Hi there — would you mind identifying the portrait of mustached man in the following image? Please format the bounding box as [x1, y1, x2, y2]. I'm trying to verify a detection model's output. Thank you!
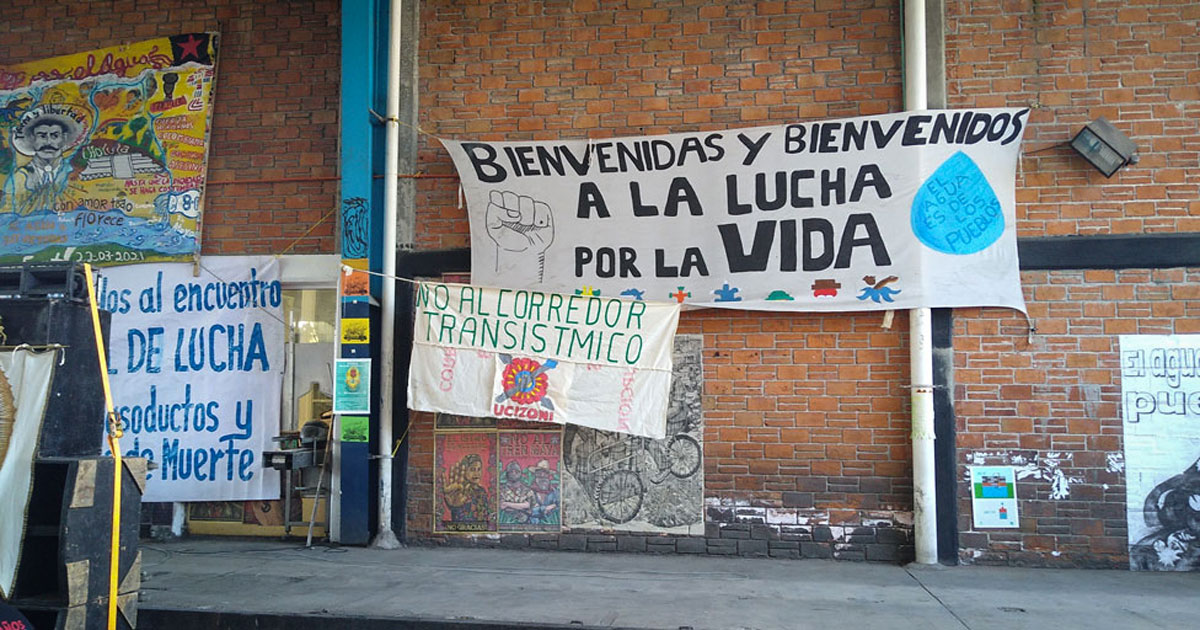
[6, 108, 86, 215]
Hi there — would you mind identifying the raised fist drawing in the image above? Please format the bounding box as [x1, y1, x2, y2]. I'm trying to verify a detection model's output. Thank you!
[485, 190, 555, 254]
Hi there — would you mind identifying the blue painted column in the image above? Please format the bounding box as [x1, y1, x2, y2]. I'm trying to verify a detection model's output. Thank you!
[336, 0, 386, 545]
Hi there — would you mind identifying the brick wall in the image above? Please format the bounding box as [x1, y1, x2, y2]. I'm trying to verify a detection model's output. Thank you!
[946, 1, 1200, 566]
[946, 0, 1200, 236]
[954, 269, 1199, 567]
[410, 0, 916, 560]
[411, 0, 1199, 567]
[415, 0, 902, 250]
[13, 0, 1191, 566]
[406, 311, 917, 560]
[0, 0, 342, 255]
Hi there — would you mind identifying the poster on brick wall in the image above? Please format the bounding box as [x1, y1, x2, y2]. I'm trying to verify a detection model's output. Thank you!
[562, 335, 704, 534]
[407, 280, 682, 439]
[498, 431, 562, 533]
[444, 108, 1029, 313]
[435, 431, 498, 533]
[95, 257, 283, 502]
[969, 466, 1019, 529]
[1120, 334, 1200, 571]
[0, 34, 218, 265]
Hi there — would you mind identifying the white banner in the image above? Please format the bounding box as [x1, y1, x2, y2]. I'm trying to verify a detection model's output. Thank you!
[1120, 335, 1200, 571]
[0, 349, 56, 598]
[97, 257, 283, 502]
[444, 108, 1029, 312]
[407, 281, 681, 438]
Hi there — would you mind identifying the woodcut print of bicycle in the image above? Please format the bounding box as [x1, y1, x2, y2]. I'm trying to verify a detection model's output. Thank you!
[564, 429, 701, 524]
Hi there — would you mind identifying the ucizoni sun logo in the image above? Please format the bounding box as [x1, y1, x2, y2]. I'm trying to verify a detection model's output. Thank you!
[496, 354, 557, 411]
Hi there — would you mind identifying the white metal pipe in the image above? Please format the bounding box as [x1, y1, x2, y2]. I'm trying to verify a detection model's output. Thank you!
[909, 308, 938, 564]
[372, 0, 402, 550]
[904, 0, 938, 565]
[904, 0, 927, 112]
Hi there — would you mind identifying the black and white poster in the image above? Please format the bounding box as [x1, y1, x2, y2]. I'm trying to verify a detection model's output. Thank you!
[561, 335, 703, 534]
[1121, 335, 1200, 571]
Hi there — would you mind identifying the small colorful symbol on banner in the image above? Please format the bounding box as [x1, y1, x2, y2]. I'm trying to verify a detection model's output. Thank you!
[492, 355, 558, 424]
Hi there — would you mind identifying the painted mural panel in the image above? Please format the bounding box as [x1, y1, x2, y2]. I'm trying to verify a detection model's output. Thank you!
[1121, 335, 1200, 571]
[0, 34, 218, 265]
[434, 431, 498, 533]
[497, 431, 562, 532]
[561, 335, 704, 534]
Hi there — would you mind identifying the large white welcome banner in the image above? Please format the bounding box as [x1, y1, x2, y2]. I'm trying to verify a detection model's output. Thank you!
[444, 108, 1029, 312]
[408, 282, 681, 438]
[1121, 335, 1200, 571]
[97, 257, 283, 502]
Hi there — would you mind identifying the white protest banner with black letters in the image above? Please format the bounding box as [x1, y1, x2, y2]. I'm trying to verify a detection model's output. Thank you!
[97, 257, 283, 502]
[443, 108, 1029, 312]
[407, 282, 681, 438]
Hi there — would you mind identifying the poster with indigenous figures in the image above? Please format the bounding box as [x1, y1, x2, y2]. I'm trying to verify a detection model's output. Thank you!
[0, 34, 218, 265]
[498, 431, 562, 532]
[435, 432, 498, 533]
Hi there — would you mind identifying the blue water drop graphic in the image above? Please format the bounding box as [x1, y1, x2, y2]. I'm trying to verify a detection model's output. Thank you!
[910, 151, 1004, 255]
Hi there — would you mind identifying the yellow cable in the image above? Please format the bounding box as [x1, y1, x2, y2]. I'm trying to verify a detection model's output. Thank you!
[84, 264, 122, 630]
[276, 205, 339, 258]
[390, 423, 410, 458]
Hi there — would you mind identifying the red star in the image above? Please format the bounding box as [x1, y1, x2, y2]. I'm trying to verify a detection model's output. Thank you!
[177, 34, 204, 61]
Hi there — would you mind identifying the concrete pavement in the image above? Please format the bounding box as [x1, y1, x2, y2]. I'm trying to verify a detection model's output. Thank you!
[137, 539, 1198, 630]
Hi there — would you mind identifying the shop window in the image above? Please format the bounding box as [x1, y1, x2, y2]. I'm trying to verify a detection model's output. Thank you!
[282, 289, 337, 432]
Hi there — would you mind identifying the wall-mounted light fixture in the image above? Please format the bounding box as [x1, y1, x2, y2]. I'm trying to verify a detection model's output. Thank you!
[1069, 117, 1138, 178]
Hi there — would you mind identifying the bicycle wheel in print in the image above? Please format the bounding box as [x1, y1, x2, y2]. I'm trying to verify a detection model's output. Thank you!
[594, 469, 643, 524]
[666, 434, 702, 479]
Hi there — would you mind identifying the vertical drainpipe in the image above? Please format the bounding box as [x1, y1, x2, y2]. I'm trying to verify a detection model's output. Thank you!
[371, 0, 404, 550]
[925, 0, 960, 566]
[393, 0, 420, 542]
[904, 0, 938, 565]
